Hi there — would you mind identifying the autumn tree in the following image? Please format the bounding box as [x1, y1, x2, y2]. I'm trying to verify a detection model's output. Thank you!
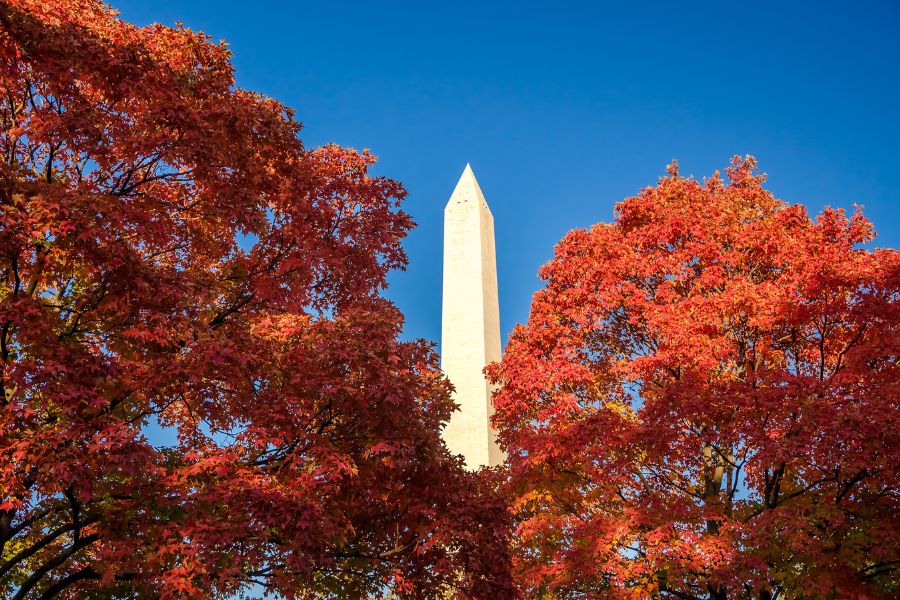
[488, 157, 899, 599]
[0, 0, 512, 597]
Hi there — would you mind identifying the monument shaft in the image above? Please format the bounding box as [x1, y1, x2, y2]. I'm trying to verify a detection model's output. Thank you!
[441, 164, 504, 468]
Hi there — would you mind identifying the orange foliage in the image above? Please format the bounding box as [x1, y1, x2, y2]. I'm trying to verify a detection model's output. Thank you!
[489, 157, 899, 599]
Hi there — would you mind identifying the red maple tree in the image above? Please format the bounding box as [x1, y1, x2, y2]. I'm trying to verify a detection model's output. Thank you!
[0, 1, 512, 597]
[488, 157, 899, 599]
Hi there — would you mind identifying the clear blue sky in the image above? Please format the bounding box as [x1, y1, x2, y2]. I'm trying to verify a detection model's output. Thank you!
[118, 0, 900, 348]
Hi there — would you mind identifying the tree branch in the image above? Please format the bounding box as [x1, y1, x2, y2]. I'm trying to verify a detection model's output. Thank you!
[12, 533, 100, 600]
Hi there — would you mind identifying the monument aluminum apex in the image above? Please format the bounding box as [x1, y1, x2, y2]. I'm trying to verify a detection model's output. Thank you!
[441, 164, 504, 469]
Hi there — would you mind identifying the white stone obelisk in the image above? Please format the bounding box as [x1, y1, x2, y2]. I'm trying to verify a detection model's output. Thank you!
[441, 164, 504, 469]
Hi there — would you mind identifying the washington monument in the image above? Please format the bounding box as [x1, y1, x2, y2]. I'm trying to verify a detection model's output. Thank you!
[441, 164, 504, 469]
